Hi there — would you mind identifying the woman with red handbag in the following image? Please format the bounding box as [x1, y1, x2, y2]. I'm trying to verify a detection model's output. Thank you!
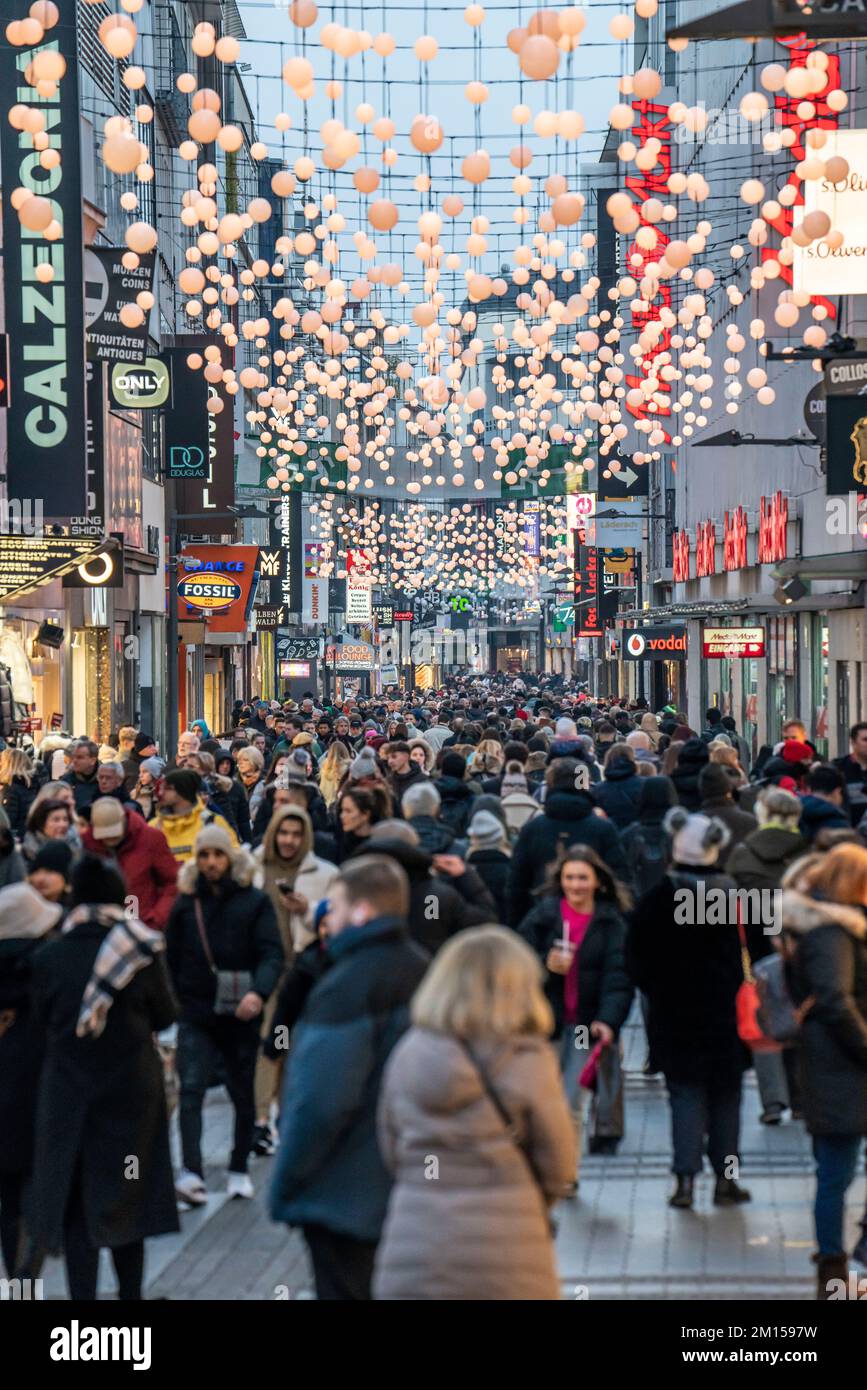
[626, 808, 752, 1211]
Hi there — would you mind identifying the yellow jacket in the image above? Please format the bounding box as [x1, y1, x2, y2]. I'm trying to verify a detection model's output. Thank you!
[153, 800, 238, 865]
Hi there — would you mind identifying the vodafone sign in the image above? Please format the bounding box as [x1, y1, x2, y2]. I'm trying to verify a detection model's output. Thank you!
[622, 626, 687, 660]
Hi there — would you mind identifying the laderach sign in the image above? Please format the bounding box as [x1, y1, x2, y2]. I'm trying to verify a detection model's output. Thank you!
[622, 626, 687, 660]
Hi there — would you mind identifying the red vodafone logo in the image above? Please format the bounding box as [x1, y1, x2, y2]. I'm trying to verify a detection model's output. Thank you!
[626, 633, 646, 656]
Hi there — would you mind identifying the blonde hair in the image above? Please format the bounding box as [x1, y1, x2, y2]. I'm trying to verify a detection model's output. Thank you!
[319, 741, 351, 807]
[799, 842, 867, 907]
[412, 925, 554, 1041]
[473, 739, 505, 775]
[236, 746, 264, 772]
[0, 748, 33, 786]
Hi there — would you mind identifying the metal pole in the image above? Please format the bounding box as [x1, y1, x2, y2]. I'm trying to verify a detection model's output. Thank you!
[637, 558, 646, 704]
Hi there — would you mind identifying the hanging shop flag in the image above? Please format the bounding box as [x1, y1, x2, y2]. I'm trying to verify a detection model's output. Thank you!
[302, 540, 328, 624]
[825, 357, 867, 495]
[109, 357, 171, 411]
[622, 626, 687, 660]
[85, 248, 155, 365]
[792, 131, 867, 297]
[0, 535, 106, 603]
[573, 538, 603, 638]
[176, 545, 260, 633]
[170, 338, 236, 532]
[346, 580, 373, 624]
[0, 0, 87, 520]
[264, 493, 302, 616]
[68, 359, 107, 542]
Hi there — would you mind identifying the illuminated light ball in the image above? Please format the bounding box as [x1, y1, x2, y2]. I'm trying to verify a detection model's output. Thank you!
[756, 386, 776, 406]
[557, 109, 584, 140]
[31, 48, 66, 81]
[415, 34, 438, 61]
[289, 0, 318, 26]
[802, 210, 831, 240]
[373, 31, 396, 56]
[506, 26, 527, 53]
[636, 0, 658, 14]
[468, 274, 493, 301]
[176, 72, 196, 94]
[410, 114, 444, 153]
[275, 112, 292, 132]
[355, 102, 374, 124]
[206, 395, 224, 415]
[368, 198, 399, 231]
[294, 156, 316, 181]
[784, 67, 812, 98]
[271, 169, 297, 197]
[120, 190, 138, 212]
[609, 14, 634, 40]
[803, 325, 827, 349]
[740, 91, 768, 121]
[282, 56, 314, 90]
[740, 178, 765, 205]
[632, 67, 661, 100]
[188, 109, 221, 143]
[103, 131, 143, 173]
[30, 1, 60, 27]
[609, 103, 634, 130]
[353, 167, 380, 196]
[509, 144, 532, 170]
[552, 193, 585, 226]
[512, 103, 531, 125]
[824, 155, 849, 183]
[7, 105, 30, 131]
[98, 13, 137, 58]
[35, 261, 54, 284]
[191, 21, 215, 56]
[534, 110, 558, 138]
[42, 219, 62, 243]
[559, 7, 587, 36]
[824, 230, 844, 251]
[827, 89, 848, 113]
[465, 81, 488, 104]
[760, 63, 786, 92]
[464, 4, 485, 24]
[18, 195, 53, 232]
[118, 302, 145, 330]
[249, 142, 268, 161]
[218, 124, 244, 152]
[461, 149, 490, 183]
[178, 140, 198, 161]
[519, 34, 560, 80]
[40, 148, 61, 171]
[125, 220, 157, 254]
[605, 191, 632, 219]
[179, 267, 206, 295]
[774, 300, 799, 328]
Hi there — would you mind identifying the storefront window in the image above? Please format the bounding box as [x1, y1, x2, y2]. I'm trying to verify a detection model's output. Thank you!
[811, 617, 829, 758]
[767, 615, 798, 743]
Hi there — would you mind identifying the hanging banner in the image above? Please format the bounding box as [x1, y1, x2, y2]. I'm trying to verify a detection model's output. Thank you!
[825, 358, 867, 494]
[0, 0, 87, 520]
[109, 356, 170, 411]
[792, 130, 867, 297]
[702, 626, 766, 659]
[170, 338, 235, 532]
[265, 493, 302, 616]
[302, 540, 328, 624]
[346, 581, 373, 624]
[70, 358, 107, 542]
[573, 539, 603, 638]
[85, 248, 155, 365]
[176, 545, 260, 633]
[0, 535, 105, 602]
[595, 499, 645, 549]
[622, 625, 687, 660]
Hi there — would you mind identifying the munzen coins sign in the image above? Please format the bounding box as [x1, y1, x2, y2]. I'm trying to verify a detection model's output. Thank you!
[177, 571, 242, 612]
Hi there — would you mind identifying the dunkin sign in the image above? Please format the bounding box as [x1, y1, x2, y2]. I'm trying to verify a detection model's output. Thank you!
[622, 626, 687, 660]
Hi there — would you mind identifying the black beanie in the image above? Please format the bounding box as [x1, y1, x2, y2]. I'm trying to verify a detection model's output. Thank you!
[699, 763, 733, 801]
[70, 853, 126, 909]
[31, 839, 73, 879]
[165, 768, 202, 804]
[440, 752, 467, 781]
[133, 732, 156, 754]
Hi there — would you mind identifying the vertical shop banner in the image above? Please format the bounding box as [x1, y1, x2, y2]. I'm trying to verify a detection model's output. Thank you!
[303, 540, 328, 624]
[72, 359, 106, 540]
[265, 493, 302, 616]
[345, 547, 373, 624]
[0, 0, 87, 519]
[573, 537, 603, 638]
[169, 338, 235, 532]
[84, 248, 155, 364]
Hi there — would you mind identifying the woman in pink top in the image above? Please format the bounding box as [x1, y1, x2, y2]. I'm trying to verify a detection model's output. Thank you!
[517, 848, 633, 1183]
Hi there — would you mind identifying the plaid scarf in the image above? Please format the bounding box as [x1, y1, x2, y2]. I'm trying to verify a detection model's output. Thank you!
[62, 904, 165, 1039]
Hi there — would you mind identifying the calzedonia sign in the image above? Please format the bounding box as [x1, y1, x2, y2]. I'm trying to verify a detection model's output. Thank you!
[622, 626, 687, 660]
[0, 0, 88, 519]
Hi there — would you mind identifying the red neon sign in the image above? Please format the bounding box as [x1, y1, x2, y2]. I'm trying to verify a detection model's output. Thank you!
[758, 491, 789, 564]
[696, 520, 717, 579]
[724, 507, 748, 572]
[672, 529, 690, 583]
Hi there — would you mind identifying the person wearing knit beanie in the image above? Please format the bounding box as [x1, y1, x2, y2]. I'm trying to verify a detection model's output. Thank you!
[440, 751, 467, 782]
[466, 809, 512, 920]
[140, 755, 166, 781]
[164, 768, 203, 806]
[192, 822, 238, 864]
[350, 747, 381, 782]
[664, 806, 730, 866]
[133, 732, 157, 757]
[468, 809, 509, 853]
[30, 838, 74, 882]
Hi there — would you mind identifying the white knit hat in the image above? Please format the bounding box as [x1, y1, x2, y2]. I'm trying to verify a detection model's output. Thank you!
[555, 717, 578, 738]
[664, 807, 730, 866]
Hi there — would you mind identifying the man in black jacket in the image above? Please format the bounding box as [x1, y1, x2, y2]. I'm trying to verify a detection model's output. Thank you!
[270, 855, 429, 1300]
[61, 739, 101, 813]
[508, 758, 628, 926]
[385, 741, 429, 813]
[364, 822, 497, 953]
[165, 825, 283, 1205]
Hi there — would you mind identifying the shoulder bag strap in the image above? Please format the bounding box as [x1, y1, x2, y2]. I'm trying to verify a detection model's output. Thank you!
[193, 898, 217, 975]
[736, 900, 754, 984]
[460, 1040, 549, 1204]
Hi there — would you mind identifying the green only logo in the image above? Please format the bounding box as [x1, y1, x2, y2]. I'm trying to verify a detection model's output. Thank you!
[110, 357, 170, 410]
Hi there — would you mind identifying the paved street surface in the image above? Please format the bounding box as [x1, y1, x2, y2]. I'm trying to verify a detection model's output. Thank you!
[39, 1017, 866, 1301]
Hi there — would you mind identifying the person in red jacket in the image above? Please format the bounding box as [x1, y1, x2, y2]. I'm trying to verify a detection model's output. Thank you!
[82, 799, 178, 930]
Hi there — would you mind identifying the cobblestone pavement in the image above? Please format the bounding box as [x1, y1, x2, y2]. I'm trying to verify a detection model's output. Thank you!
[39, 1018, 867, 1300]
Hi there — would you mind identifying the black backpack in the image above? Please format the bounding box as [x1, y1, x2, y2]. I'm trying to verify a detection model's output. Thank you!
[630, 823, 669, 891]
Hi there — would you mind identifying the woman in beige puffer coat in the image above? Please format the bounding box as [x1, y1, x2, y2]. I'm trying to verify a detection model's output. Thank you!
[374, 926, 576, 1301]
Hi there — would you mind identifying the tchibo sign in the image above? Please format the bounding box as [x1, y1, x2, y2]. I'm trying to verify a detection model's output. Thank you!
[622, 626, 687, 660]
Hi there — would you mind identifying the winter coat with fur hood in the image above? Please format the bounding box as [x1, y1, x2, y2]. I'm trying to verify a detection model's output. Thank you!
[253, 804, 339, 959]
[165, 847, 283, 1024]
[784, 889, 867, 1135]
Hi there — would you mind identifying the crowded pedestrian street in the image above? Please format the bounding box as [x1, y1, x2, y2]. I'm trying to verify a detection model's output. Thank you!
[3, 0, 867, 1366]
